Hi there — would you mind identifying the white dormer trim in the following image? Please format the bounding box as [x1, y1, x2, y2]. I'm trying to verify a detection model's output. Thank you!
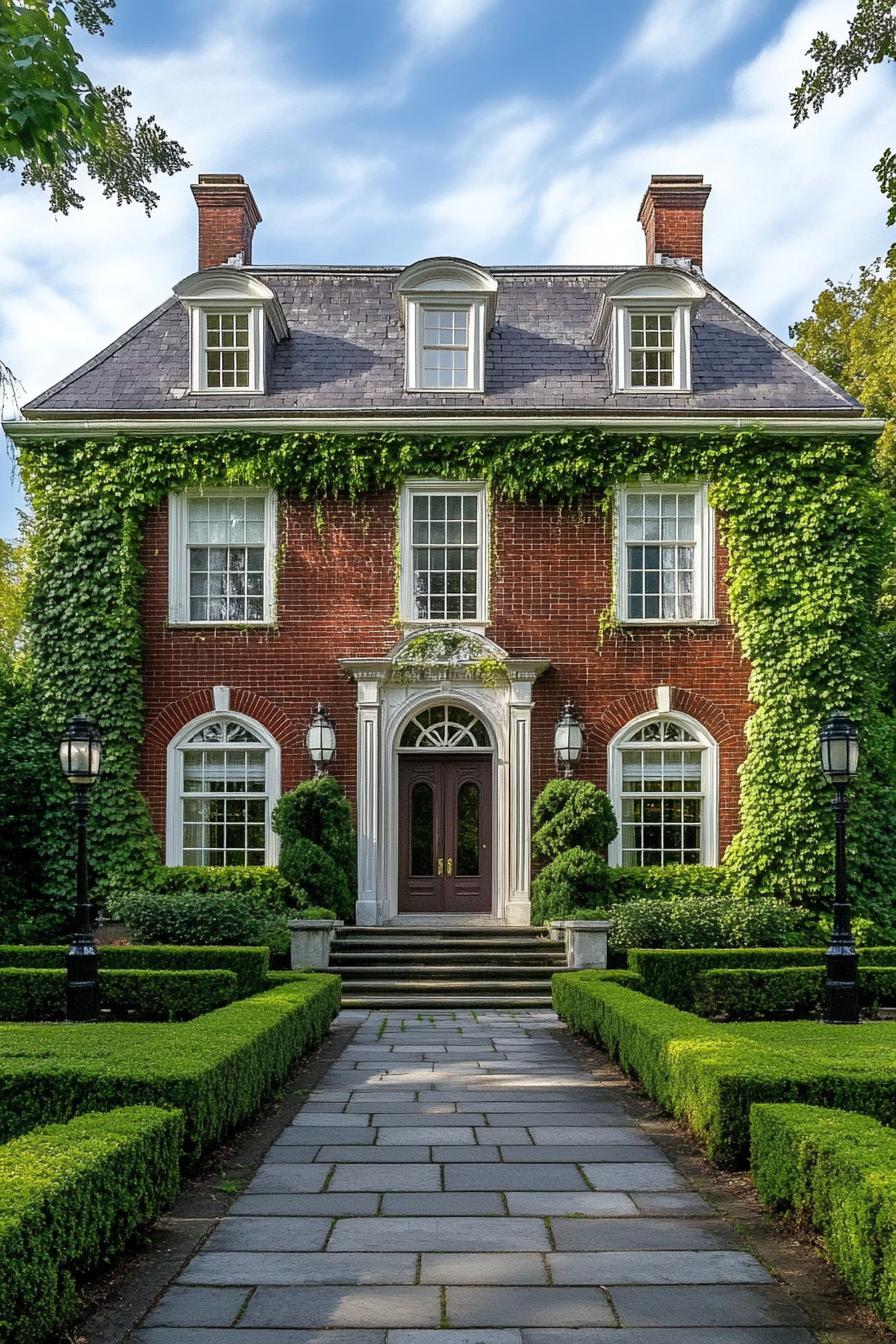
[594, 267, 705, 395]
[397, 258, 498, 394]
[174, 268, 288, 395]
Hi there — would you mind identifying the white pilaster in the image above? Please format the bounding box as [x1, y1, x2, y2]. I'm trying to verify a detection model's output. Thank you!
[354, 677, 382, 926]
[507, 677, 534, 926]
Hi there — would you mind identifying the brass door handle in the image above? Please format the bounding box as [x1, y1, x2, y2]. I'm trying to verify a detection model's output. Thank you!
[437, 858, 444, 875]
[446, 858, 453, 876]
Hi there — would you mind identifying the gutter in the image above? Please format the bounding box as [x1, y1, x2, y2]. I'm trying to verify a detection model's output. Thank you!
[2, 414, 886, 442]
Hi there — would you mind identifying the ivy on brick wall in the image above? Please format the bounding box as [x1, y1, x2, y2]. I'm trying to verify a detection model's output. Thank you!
[16, 426, 896, 931]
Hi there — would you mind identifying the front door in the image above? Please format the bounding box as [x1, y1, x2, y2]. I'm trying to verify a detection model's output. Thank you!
[398, 754, 492, 913]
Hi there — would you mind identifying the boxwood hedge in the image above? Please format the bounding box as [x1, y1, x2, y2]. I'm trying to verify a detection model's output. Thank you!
[553, 972, 896, 1167]
[0, 973, 340, 1160]
[0, 944, 269, 996]
[751, 1103, 896, 1329]
[0, 967, 238, 1022]
[0, 1105, 183, 1344]
[626, 946, 896, 1011]
[694, 965, 896, 1020]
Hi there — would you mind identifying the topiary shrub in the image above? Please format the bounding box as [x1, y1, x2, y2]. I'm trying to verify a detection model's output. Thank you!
[293, 906, 338, 921]
[609, 893, 804, 955]
[273, 777, 356, 921]
[531, 779, 618, 861]
[151, 865, 292, 906]
[530, 780, 616, 924]
[531, 849, 615, 925]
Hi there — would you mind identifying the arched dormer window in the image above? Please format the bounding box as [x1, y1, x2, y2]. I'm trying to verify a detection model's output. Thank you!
[166, 712, 280, 866]
[397, 258, 498, 394]
[597, 267, 705, 394]
[174, 268, 288, 394]
[607, 712, 718, 867]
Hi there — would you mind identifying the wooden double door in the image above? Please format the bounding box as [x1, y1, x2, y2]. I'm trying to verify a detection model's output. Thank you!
[398, 754, 492, 913]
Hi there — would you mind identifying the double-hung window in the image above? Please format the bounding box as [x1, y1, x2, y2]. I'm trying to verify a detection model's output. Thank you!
[628, 312, 675, 388]
[167, 713, 280, 867]
[421, 308, 470, 388]
[617, 483, 713, 623]
[168, 489, 277, 625]
[204, 311, 252, 389]
[400, 481, 488, 623]
[609, 715, 716, 867]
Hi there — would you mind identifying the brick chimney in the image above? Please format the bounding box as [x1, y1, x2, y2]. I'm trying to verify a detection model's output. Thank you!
[637, 174, 711, 270]
[190, 174, 262, 270]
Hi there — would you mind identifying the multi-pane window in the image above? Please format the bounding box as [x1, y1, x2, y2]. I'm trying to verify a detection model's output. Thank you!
[179, 719, 270, 866]
[187, 494, 267, 623]
[628, 311, 675, 388]
[421, 308, 470, 389]
[618, 485, 713, 623]
[617, 719, 705, 867]
[204, 312, 252, 389]
[410, 491, 481, 620]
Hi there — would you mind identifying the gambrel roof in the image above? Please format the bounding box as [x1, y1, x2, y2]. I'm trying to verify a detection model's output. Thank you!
[21, 263, 860, 422]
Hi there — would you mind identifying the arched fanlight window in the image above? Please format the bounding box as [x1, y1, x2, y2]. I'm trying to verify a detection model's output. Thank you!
[399, 704, 490, 749]
[608, 714, 717, 867]
[168, 714, 279, 867]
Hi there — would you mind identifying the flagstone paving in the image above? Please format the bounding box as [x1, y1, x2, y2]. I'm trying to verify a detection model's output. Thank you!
[132, 1009, 816, 1344]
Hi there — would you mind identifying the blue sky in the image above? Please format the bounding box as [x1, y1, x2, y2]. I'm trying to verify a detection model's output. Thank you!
[1, 0, 894, 538]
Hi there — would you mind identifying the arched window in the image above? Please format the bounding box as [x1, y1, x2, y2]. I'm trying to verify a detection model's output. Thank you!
[399, 705, 490, 749]
[166, 713, 279, 866]
[608, 713, 717, 867]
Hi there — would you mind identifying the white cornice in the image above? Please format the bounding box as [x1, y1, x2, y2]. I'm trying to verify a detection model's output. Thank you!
[3, 413, 882, 442]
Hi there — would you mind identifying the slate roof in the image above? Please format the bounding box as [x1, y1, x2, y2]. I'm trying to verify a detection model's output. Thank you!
[22, 265, 861, 419]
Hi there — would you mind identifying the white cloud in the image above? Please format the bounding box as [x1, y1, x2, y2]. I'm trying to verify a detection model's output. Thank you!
[399, 0, 499, 50]
[620, 0, 755, 73]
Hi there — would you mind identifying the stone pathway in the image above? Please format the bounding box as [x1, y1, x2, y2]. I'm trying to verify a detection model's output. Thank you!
[133, 1009, 815, 1343]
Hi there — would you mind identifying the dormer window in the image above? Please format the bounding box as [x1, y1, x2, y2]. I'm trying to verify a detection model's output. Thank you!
[596, 267, 705, 395]
[397, 258, 497, 394]
[173, 268, 288, 395]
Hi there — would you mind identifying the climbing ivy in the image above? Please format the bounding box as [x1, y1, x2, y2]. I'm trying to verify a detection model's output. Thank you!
[392, 629, 508, 687]
[15, 426, 896, 927]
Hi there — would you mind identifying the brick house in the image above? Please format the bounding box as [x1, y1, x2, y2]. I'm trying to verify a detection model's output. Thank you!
[9, 172, 871, 927]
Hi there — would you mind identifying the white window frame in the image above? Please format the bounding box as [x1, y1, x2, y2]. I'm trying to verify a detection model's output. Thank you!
[189, 302, 265, 394]
[167, 486, 278, 626]
[399, 478, 489, 626]
[165, 710, 281, 867]
[405, 299, 487, 393]
[613, 301, 692, 393]
[615, 481, 714, 624]
[607, 710, 718, 868]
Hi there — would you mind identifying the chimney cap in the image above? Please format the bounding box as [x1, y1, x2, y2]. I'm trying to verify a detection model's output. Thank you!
[637, 173, 711, 221]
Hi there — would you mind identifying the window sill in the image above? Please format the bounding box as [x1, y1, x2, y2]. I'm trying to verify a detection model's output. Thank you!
[189, 388, 264, 396]
[614, 386, 692, 395]
[167, 621, 277, 630]
[615, 618, 720, 629]
[400, 619, 489, 633]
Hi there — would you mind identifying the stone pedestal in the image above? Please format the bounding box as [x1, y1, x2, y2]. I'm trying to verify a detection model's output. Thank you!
[288, 919, 342, 970]
[549, 920, 612, 970]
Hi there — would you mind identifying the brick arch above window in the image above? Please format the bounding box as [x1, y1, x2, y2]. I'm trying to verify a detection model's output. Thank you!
[594, 686, 740, 751]
[145, 688, 300, 753]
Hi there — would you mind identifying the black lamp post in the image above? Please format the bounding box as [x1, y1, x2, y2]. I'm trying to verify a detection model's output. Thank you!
[554, 700, 584, 778]
[58, 715, 103, 1021]
[306, 702, 336, 776]
[819, 709, 860, 1024]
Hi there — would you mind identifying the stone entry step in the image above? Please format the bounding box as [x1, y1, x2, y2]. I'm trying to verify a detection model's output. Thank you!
[331, 926, 563, 1009]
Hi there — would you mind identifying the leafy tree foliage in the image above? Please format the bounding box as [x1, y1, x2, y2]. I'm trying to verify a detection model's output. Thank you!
[791, 0, 896, 224]
[790, 254, 896, 475]
[0, 1, 188, 214]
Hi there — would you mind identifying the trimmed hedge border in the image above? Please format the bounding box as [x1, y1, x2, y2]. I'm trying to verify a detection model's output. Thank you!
[751, 1103, 896, 1330]
[695, 965, 896, 1020]
[627, 946, 896, 1011]
[0, 967, 238, 1022]
[0, 944, 269, 996]
[0, 1105, 183, 1344]
[0, 973, 341, 1160]
[552, 972, 896, 1167]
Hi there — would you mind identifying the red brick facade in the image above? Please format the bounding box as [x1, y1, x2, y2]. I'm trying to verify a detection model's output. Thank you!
[137, 491, 750, 862]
